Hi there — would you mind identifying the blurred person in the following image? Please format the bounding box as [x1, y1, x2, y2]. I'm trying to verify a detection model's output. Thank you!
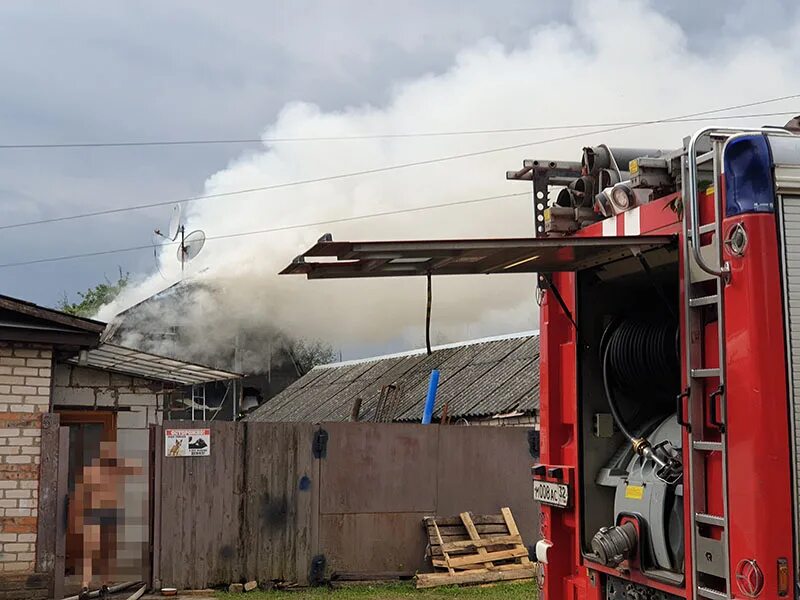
[72, 441, 142, 597]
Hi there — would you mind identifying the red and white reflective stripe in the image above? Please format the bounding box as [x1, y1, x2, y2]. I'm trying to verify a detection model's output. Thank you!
[624, 207, 641, 235]
[584, 197, 679, 238]
[600, 207, 642, 236]
[602, 216, 617, 236]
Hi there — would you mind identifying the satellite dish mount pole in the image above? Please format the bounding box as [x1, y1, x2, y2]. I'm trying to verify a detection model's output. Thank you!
[180, 224, 185, 277]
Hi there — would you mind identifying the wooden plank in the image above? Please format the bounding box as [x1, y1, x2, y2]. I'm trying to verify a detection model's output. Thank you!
[432, 560, 520, 570]
[244, 423, 316, 586]
[309, 426, 321, 583]
[35, 412, 60, 576]
[297, 423, 317, 586]
[440, 534, 523, 552]
[500, 508, 520, 535]
[429, 563, 535, 574]
[430, 545, 516, 558]
[424, 515, 507, 527]
[432, 520, 454, 575]
[159, 421, 243, 589]
[431, 561, 480, 570]
[430, 540, 519, 556]
[416, 566, 537, 589]
[501, 507, 531, 566]
[151, 425, 163, 590]
[52, 427, 69, 600]
[426, 524, 510, 536]
[460, 512, 494, 569]
[432, 552, 531, 569]
[435, 546, 529, 568]
[429, 534, 473, 543]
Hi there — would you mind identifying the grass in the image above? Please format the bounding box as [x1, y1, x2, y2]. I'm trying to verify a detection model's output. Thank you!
[216, 581, 536, 599]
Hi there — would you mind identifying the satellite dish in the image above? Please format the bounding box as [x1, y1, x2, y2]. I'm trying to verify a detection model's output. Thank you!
[154, 204, 184, 242]
[152, 205, 206, 277]
[177, 230, 206, 264]
[168, 204, 182, 241]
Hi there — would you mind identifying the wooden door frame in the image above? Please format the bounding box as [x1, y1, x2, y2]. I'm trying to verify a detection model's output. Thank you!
[53, 426, 69, 600]
[57, 410, 117, 441]
[58, 410, 117, 582]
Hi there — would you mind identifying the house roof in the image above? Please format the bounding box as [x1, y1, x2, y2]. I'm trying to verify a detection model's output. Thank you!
[246, 332, 540, 423]
[66, 342, 242, 386]
[0, 294, 105, 347]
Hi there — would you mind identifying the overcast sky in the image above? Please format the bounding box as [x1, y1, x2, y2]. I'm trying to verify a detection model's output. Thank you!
[1, 0, 798, 314]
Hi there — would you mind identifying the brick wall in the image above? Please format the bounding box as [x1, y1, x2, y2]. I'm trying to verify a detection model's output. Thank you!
[0, 343, 52, 586]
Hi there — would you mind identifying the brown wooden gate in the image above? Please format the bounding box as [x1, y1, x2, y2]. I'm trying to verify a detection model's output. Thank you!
[152, 422, 538, 590]
[36, 413, 70, 599]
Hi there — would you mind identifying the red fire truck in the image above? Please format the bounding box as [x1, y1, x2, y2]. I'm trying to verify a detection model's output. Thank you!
[282, 123, 800, 600]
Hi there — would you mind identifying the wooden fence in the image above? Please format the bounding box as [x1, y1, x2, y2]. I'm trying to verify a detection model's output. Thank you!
[151, 422, 539, 590]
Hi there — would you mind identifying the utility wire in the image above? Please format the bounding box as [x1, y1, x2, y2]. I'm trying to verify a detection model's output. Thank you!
[2, 94, 798, 233]
[0, 110, 797, 149]
[0, 191, 529, 269]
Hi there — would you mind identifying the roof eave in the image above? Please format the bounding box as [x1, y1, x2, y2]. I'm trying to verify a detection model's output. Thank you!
[0, 295, 106, 334]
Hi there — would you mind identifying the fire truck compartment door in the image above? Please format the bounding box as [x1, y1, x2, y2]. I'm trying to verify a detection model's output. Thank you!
[281, 235, 675, 279]
[778, 194, 800, 575]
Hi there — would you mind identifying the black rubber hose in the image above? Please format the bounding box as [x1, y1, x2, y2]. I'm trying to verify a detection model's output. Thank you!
[603, 336, 636, 442]
[601, 319, 679, 442]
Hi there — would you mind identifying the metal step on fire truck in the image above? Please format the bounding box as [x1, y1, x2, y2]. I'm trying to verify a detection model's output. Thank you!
[281, 121, 800, 600]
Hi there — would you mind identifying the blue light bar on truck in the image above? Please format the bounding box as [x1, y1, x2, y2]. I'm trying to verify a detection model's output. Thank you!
[723, 134, 775, 216]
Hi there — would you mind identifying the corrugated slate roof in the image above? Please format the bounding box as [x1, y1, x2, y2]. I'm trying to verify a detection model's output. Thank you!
[67, 342, 242, 385]
[246, 333, 539, 423]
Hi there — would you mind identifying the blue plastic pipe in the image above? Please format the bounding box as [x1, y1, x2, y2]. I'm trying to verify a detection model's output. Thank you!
[421, 369, 440, 424]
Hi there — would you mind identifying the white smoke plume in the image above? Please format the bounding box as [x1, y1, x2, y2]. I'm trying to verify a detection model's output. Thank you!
[97, 0, 800, 361]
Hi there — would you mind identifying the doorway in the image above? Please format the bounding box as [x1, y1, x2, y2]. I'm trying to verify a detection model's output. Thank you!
[58, 411, 116, 581]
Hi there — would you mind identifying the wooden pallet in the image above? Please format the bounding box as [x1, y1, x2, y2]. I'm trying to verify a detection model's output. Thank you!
[416, 507, 537, 588]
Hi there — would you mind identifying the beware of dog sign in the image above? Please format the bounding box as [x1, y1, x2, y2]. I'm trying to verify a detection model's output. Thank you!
[165, 428, 211, 457]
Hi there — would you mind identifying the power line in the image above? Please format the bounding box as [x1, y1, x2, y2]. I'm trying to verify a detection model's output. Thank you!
[0, 191, 530, 269]
[0, 110, 797, 149]
[2, 94, 798, 233]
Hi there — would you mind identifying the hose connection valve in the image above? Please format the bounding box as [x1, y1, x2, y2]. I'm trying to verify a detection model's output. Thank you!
[631, 437, 682, 484]
[591, 521, 638, 567]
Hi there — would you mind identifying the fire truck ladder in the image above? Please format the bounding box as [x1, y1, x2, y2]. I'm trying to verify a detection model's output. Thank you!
[682, 128, 731, 600]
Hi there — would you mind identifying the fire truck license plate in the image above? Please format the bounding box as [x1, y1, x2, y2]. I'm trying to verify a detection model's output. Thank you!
[533, 480, 569, 508]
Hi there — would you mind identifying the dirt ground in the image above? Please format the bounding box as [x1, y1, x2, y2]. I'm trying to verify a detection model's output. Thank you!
[211, 581, 537, 599]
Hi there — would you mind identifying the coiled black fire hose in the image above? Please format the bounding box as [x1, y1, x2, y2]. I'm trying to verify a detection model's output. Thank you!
[600, 319, 679, 443]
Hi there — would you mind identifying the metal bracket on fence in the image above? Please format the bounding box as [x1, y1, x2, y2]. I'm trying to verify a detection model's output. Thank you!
[309, 554, 327, 586]
[528, 429, 540, 458]
[313, 429, 329, 459]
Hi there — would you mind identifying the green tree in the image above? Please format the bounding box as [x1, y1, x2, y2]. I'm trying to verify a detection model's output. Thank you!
[58, 270, 129, 317]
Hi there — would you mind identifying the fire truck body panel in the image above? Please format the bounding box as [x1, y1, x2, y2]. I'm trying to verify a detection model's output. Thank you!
[725, 212, 793, 599]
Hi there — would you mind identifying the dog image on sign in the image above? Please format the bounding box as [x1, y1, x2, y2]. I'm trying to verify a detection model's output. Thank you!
[165, 428, 211, 456]
[168, 439, 182, 457]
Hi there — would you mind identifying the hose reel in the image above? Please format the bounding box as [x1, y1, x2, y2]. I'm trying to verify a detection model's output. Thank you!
[600, 318, 683, 483]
